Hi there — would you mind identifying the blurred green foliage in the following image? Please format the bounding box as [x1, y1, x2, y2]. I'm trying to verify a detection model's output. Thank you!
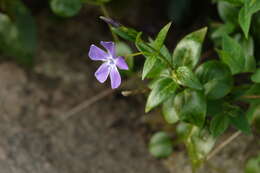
[0, 0, 112, 66]
[245, 153, 260, 173]
[50, 0, 82, 17]
[0, 0, 36, 66]
[149, 131, 173, 158]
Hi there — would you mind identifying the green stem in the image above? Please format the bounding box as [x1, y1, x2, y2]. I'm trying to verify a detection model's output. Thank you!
[125, 52, 143, 57]
[100, 5, 119, 42]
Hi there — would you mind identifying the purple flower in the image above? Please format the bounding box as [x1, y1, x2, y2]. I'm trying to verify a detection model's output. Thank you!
[88, 41, 129, 89]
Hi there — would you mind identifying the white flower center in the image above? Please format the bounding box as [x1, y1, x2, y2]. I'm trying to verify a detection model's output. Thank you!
[107, 58, 116, 66]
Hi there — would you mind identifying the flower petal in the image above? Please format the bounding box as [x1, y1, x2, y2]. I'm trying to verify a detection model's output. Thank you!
[100, 41, 116, 58]
[89, 44, 108, 61]
[110, 67, 121, 89]
[116, 56, 129, 70]
[95, 63, 110, 83]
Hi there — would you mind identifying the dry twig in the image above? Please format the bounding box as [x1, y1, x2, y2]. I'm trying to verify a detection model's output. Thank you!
[206, 131, 242, 161]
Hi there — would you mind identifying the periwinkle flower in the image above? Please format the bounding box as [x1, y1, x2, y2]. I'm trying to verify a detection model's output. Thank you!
[88, 41, 129, 89]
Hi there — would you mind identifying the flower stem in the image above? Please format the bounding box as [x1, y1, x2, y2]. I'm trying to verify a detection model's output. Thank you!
[125, 52, 143, 57]
[100, 5, 119, 43]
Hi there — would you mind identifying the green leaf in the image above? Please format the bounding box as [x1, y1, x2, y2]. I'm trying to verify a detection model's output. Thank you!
[239, 7, 251, 38]
[227, 105, 251, 134]
[135, 33, 154, 52]
[142, 55, 158, 79]
[172, 27, 207, 69]
[183, 126, 216, 170]
[233, 34, 256, 72]
[217, 50, 240, 74]
[207, 99, 224, 116]
[173, 66, 203, 90]
[149, 132, 173, 158]
[50, 0, 82, 17]
[146, 61, 169, 79]
[173, 89, 207, 127]
[136, 34, 170, 79]
[211, 23, 236, 41]
[210, 114, 230, 137]
[162, 97, 179, 124]
[160, 44, 172, 61]
[218, 1, 239, 23]
[146, 78, 178, 113]
[196, 60, 233, 99]
[251, 68, 260, 83]
[218, 35, 245, 74]
[0, 0, 37, 66]
[144, 45, 172, 78]
[245, 154, 260, 173]
[239, 0, 260, 38]
[112, 26, 139, 42]
[237, 34, 254, 56]
[152, 22, 172, 51]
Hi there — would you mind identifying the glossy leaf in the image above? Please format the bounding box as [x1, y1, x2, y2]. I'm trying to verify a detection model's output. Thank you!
[172, 27, 207, 69]
[145, 78, 178, 113]
[239, 0, 260, 38]
[50, 0, 82, 17]
[142, 55, 158, 79]
[235, 34, 256, 72]
[149, 132, 173, 158]
[218, 35, 245, 74]
[210, 114, 230, 137]
[196, 60, 233, 99]
[173, 89, 207, 127]
[173, 66, 203, 90]
[162, 96, 179, 124]
[152, 22, 172, 51]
